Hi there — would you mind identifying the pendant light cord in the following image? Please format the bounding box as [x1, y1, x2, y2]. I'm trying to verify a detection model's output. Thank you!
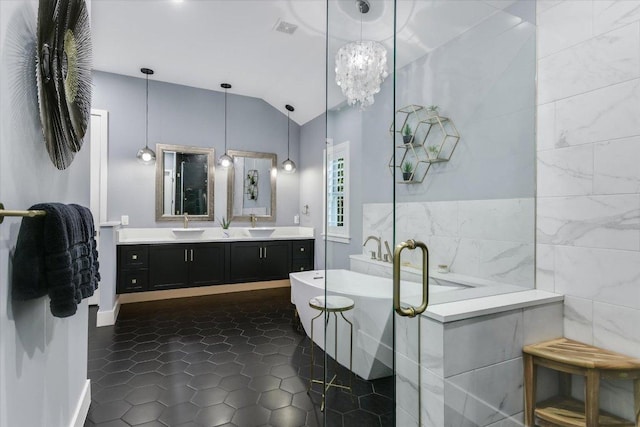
[287, 111, 290, 158]
[145, 73, 149, 149]
[224, 88, 228, 153]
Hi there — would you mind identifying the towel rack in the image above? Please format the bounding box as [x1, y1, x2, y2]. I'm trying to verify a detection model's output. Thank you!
[0, 203, 47, 224]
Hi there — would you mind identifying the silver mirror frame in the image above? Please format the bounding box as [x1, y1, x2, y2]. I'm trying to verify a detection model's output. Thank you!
[155, 143, 215, 222]
[226, 150, 277, 223]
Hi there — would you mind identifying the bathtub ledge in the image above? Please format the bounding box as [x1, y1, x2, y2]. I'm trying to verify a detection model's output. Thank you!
[423, 290, 563, 323]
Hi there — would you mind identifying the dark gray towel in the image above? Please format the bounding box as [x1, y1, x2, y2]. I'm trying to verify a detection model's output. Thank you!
[12, 202, 96, 318]
[70, 204, 100, 299]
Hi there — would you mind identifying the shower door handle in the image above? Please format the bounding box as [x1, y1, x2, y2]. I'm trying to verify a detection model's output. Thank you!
[393, 239, 430, 318]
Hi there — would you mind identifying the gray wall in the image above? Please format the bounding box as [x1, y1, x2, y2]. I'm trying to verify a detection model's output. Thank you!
[92, 71, 300, 228]
[300, 5, 536, 269]
[0, 2, 91, 426]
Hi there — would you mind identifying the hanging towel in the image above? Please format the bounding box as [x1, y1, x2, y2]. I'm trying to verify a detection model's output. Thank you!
[12, 203, 98, 318]
[70, 204, 100, 299]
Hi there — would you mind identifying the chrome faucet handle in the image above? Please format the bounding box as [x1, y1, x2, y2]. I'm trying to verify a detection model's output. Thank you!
[183, 212, 189, 229]
[250, 214, 257, 228]
[384, 240, 394, 263]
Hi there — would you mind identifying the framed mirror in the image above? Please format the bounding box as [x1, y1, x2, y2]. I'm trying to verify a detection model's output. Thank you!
[227, 150, 277, 222]
[155, 144, 215, 221]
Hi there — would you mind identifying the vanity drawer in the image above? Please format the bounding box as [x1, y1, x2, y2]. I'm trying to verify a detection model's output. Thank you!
[120, 245, 149, 268]
[292, 240, 313, 259]
[118, 269, 148, 293]
[291, 260, 312, 273]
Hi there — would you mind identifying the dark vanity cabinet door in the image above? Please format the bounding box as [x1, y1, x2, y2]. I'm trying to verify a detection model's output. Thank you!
[229, 242, 264, 283]
[188, 243, 226, 287]
[117, 245, 150, 293]
[228, 241, 291, 282]
[149, 245, 190, 290]
[148, 243, 226, 290]
[260, 241, 291, 280]
[291, 240, 314, 272]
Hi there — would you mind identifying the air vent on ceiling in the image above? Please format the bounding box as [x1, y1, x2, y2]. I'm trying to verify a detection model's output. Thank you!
[274, 19, 298, 35]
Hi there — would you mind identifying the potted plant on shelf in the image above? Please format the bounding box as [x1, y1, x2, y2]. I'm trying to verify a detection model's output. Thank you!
[427, 145, 439, 160]
[218, 216, 231, 237]
[402, 161, 414, 181]
[402, 124, 413, 144]
[427, 105, 439, 121]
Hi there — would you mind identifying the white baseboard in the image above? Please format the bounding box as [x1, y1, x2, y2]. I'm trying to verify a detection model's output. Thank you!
[96, 298, 120, 327]
[69, 379, 91, 427]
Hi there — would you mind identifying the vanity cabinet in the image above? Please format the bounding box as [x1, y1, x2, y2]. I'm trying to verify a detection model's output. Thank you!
[291, 240, 314, 272]
[116, 239, 314, 294]
[148, 243, 226, 290]
[228, 241, 290, 283]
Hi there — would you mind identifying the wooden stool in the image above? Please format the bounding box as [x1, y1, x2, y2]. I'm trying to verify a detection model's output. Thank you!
[523, 338, 640, 427]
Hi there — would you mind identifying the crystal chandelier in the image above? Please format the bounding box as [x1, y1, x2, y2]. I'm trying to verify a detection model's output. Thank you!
[335, 0, 388, 109]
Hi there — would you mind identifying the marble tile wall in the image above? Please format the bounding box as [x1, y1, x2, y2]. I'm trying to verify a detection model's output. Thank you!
[537, 0, 640, 421]
[363, 198, 535, 287]
[418, 302, 563, 427]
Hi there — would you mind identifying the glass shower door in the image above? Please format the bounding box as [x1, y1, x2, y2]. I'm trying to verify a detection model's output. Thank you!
[322, 0, 536, 425]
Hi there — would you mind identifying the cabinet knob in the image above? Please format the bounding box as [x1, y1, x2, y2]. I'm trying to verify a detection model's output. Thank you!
[132, 254, 138, 260]
[300, 248, 305, 252]
[300, 267, 305, 271]
[131, 278, 137, 284]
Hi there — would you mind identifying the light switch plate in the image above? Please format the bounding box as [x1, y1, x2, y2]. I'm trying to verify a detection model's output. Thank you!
[121, 215, 129, 226]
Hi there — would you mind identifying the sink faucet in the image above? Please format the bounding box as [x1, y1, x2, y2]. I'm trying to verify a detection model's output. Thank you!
[363, 235, 382, 261]
[183, 212, 189, 229]
[384, 240, 394, 263]
[250, 214, 257, 228]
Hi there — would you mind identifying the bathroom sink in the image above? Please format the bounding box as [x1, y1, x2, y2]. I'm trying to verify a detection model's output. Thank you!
[247, 227, 275, 238]
[172, 228, 205, 238]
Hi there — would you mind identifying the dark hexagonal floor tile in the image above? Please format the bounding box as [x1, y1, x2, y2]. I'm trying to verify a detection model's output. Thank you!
[98, 371, 135, 387]
[155, 342, 185, 353]
[359, 393, 393, 415]
[270, 405, 307, 427]
[156, 350, 187, 363]
[125, 385, 163, 405]
[191, 387, 228, 407]
[121, 401, 165, 425]
[270, 364, 297, 379]
[261, 354, 289, 366]
[88, 400, 132, 423]
[235, 352, 263, 365]
[159, 402, 200, 426]
[241, 362, 272, 377]
[342, 409, 383, 427]
[157, 360, 189, 375]
[92, 384, 133, 404]
[185, 361, 217, 375]
[130, 360, 163, 374]
[195, 403, 235, 426]
[202, 335, 225, 345]
[131, 342, 161, 353]
[188, 373, 222, 390]
[158, 384, 196, 406]
[224, 388, 259, 409]
[219, 374, 251, 391]
[209, 351, 237, 364]
[231, 404, 271, 427]
[258, 389, 293, 410]
[161, 372, 193, 389]
[280, 376, 307, 394]
[206, 343, 232, 354]
[130, 350, 162, 363]
[214, 362, 243, 377]
[182, 351, 211, 364]
[127, 372, 165, 388]
[248, 375, 281, 393]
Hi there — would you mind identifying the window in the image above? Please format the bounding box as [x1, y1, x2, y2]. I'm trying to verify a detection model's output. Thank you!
[323, 140, 350, 243]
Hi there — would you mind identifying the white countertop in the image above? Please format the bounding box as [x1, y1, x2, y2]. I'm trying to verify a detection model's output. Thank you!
[424, 290, 564, 323]
[117, 226, 314, 245]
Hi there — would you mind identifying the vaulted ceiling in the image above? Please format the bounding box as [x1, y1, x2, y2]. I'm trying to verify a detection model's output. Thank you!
[91, 0, 522, 125]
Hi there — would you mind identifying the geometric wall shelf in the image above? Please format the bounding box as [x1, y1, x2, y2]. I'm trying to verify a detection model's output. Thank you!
[388, 105, 460, 184]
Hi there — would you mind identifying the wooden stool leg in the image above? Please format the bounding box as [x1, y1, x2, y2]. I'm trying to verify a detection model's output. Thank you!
[634, 378, 639, 427]
[559, 372, 572, 397]
[585, 369, 600, 427]
[524, 354, 537, 427]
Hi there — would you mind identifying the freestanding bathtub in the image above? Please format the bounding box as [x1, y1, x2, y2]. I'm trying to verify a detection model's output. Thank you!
[290, 269, 463, 380]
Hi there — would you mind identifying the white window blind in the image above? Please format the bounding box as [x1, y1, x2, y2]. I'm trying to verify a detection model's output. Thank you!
[323, 141, 350, 243]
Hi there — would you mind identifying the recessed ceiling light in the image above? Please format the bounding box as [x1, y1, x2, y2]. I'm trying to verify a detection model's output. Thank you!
[274, 19, 298, 35]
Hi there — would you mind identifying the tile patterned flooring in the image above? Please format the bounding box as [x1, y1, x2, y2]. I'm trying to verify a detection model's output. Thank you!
[84, 288, 394, 426]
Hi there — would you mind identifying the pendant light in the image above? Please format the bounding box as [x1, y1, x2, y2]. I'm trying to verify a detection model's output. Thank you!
[282, 104, 296, 173]
[136, 68, 156, 164]
[218, 83, 233, 168]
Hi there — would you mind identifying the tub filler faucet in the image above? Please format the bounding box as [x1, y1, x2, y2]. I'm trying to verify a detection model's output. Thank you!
[363, 235, 382, 260]
[183, 212, 189, 229]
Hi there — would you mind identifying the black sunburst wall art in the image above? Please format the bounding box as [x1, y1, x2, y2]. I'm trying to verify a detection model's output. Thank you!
[36, 0, 92, 170]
